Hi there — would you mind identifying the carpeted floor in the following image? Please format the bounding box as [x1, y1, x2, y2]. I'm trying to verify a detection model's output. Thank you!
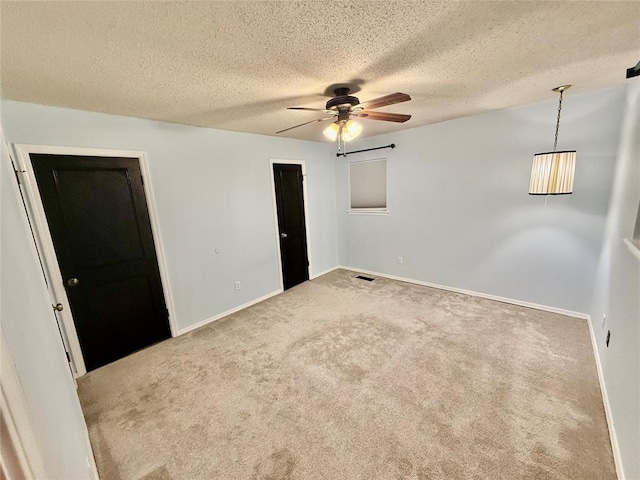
[78, 269, 615, 480]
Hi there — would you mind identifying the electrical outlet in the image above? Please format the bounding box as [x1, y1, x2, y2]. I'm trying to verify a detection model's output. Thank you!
[397, 256, 403, 265]
[601, 314, 606, 330]
[234, 281, 241, 291]
[606, 330, 611, 347]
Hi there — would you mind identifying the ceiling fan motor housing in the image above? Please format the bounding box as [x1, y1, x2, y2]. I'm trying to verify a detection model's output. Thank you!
[326, 87, 360, 110]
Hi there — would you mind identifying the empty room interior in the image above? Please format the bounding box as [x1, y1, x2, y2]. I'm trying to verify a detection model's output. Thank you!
[1, 1, 639, 479]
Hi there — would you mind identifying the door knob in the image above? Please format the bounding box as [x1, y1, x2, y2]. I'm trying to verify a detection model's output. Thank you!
[280, 232, 288, 238]
[52, 303, 64, 312]
[66, 277, 79, 287]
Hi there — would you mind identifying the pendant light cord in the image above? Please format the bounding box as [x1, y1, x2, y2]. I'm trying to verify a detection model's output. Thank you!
[553, 89, 564, 152]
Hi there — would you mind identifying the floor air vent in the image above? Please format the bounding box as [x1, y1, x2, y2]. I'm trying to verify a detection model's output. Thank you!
[356, 275, 375, 282]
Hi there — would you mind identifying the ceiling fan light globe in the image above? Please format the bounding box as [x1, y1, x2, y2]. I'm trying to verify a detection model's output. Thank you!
[341, 131, 355, 142]
[341, 120, 362, 141]
[323, 122, 340, 141]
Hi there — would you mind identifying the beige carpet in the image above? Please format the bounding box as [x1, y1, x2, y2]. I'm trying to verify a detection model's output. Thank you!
[78, 269, 615, 480]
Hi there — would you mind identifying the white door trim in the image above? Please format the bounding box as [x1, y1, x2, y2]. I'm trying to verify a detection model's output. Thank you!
[12, 144, 178, 377]
[0, 333, 49, 480]
[269, 159, 313, 290]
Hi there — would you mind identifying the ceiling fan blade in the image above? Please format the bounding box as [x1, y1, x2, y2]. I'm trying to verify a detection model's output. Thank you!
[287, 107, 331, 112]
[356, 111, 411, 123]
[358, 92, 411, 110]
[276, 116, 334, 134]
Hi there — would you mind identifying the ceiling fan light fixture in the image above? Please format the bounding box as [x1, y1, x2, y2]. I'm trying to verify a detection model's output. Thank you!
[341, 119, 362, 142]
[323, 122, 340, 141]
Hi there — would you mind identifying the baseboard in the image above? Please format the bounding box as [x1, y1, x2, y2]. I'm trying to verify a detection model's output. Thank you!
[310, 265, 340, 280]
[586, 316, 625, 480]
[176, 289, 283, 336]
[174, 266, 342, 336]
[338, 265, 589, 320]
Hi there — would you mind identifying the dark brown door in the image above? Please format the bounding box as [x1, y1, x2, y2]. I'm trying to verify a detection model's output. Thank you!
[273, 164, 309, 290]
[31, 154, 171, 371]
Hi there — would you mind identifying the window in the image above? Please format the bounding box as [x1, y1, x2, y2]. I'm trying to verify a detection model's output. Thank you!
[349, 158, 387, 214]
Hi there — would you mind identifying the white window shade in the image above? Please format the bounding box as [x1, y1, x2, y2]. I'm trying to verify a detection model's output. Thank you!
[350, 159, 387, 210]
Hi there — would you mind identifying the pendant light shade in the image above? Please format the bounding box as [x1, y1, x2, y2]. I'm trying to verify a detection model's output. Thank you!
[529, 85, 576, 195]
[529, 150, 576, 195]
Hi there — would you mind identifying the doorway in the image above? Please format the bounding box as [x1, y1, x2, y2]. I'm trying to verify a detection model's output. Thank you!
[15, 146, 176, 374]
[272, 161, 310, 290]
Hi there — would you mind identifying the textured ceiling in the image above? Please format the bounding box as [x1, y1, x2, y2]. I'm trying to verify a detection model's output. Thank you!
[1, 1, 639, 142]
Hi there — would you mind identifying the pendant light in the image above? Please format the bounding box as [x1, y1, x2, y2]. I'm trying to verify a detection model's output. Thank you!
[529, 85, 576, 195]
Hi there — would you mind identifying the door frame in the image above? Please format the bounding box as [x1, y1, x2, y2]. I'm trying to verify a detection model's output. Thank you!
[1, 332, 50, 480]
[269, 159, 312, 290]
[12, 144, 178, 377]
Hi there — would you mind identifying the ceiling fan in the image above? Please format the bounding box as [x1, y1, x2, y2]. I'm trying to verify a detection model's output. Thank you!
[276, 87, 412, 141]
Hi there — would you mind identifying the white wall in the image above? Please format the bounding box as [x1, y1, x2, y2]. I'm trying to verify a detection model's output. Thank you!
[590, 82, 640, 480]
[0, 101, 338, 333]
[2, 86, 635, 477]
[1, 128, 95, 478]
[336, 86, 627, 314]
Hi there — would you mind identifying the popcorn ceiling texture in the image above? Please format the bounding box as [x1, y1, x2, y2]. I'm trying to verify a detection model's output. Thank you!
[78, 269, 615, 480]
[1, 1, 639, 142]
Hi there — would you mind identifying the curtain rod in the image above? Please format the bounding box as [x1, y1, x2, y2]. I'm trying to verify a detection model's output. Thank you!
[336, 143, 395, 157]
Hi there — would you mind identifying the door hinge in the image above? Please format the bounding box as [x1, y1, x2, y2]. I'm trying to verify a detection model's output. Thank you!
[13, 169, 25, 185]
[166, 308, 170, 319]
[141, 175, 144, 186]
[65, 351, 71, 363]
